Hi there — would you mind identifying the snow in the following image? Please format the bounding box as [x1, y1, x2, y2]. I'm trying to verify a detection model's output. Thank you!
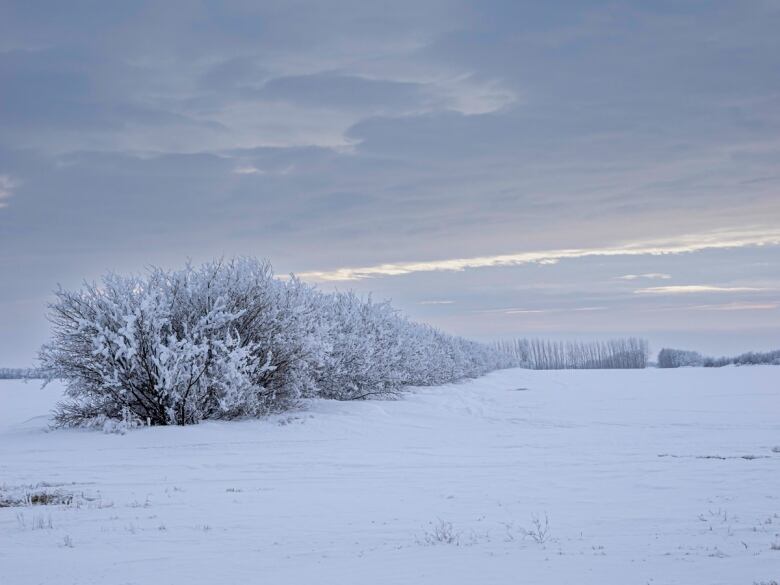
[1, 367, 779, 584]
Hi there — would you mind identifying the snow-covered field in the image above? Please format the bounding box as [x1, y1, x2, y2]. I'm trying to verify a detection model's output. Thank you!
[1, 367, 779, 585]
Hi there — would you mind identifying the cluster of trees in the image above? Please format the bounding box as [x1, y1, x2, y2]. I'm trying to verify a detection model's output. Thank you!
[41, 258, 517, 427]
[494, 337, 649, 370]
[658, 348, 780, 368]
[0, 368, 50, 380]
[656, 348, 704, 368]
[714, 349, 780, 367]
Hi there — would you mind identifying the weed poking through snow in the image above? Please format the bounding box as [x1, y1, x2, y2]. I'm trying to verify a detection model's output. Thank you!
[419, 519, 460, 546]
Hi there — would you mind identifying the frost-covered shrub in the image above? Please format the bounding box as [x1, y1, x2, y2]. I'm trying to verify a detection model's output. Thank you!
[316, 293, 404, 400]
[657, 348, 703, 368]
[658, 347, 780, 368]
[728, 349, 780, 366]
[678, 348, 779, 368]
[41, 260, 283, 425]
[42, 258, 516, 426]
[316, 293, 514, 399]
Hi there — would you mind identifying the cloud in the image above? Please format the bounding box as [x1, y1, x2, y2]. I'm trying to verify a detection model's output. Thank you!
[634, 285, 768, 295]
[259, 73, 427, 112]
[258, 71, 516, 118]
[2, 1, 780, 361]
[299, 227, 780, 281]
[689, 302, 778, 311]
[418, 300, 454, 305]
[477, 305, 607, 315]
[0, 174, 17, 207]
[232, 166, 265, 175]
[616, 273, 671, 281]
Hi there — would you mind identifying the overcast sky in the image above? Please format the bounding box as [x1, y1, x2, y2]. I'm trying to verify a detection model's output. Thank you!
[2, 0, 779, 364]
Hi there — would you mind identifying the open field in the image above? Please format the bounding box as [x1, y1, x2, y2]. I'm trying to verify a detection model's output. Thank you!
[1, 367, 779, 584]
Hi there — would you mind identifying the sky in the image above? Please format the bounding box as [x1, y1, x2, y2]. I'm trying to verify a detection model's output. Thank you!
[1, 0, 779, 364]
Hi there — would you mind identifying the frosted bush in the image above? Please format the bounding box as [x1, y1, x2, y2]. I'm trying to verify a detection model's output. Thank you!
[657, 348, 703, 368]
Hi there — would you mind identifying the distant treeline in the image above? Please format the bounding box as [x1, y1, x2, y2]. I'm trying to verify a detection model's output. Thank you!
[494, 337, 649, 370]
[657, 348, 780, 368]
[0, 367, 51, 380]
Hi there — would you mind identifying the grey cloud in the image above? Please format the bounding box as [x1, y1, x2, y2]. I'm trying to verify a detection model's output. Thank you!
[259, 73, 428, 112]
[1, 0, 780, 363]
[198, 56, 269, 92]
[0, 47, 227, 154]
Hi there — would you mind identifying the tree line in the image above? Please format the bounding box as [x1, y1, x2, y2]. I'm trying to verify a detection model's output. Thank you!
[493, 337, 649, 370]
[41, 258, 518, 427]
[657, 347, 780, 368]
[0, 367, 51, 380]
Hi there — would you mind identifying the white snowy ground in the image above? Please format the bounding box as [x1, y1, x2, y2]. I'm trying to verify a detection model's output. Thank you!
[1, 367, 779, 585]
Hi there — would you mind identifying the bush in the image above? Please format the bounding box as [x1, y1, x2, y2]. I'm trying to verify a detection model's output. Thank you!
[658, 347, 780, 368]
[42, 260, 284, 425]
[657, 348, 703, 368]
[41, 258, 517, 426]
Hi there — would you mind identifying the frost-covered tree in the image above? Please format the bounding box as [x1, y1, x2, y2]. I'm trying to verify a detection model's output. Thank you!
[498, 337, 649, 369]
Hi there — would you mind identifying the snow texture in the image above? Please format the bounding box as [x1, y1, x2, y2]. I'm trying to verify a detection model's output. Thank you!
[1, 366, 779, 584]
